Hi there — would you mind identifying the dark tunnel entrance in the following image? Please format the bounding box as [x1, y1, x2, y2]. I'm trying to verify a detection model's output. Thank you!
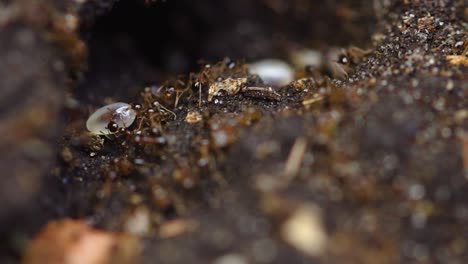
[77, 0, 376, 102]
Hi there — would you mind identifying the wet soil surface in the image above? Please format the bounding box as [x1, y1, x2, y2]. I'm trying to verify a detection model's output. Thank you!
[0, 0, 467, 263]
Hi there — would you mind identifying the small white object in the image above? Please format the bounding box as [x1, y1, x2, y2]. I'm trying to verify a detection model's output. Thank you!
[249, 59, 294, 87]
[281, 205, 327, 257]
[125, 207, 150, 236]
[213, 254, 248, 264]
[86, 102, 136, 135]
[290, 49, 323, 69]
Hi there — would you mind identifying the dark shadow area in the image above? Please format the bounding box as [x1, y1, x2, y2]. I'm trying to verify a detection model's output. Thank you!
[77, 0, 376, 103]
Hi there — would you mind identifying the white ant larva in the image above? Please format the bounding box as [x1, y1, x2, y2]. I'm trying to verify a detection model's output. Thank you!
[249, 59, 294, 87]
[86, 102, 137, 135]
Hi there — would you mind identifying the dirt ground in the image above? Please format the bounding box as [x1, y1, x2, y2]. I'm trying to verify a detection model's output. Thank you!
[0, 0, 467, 263]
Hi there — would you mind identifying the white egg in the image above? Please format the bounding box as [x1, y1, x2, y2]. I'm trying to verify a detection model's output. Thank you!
[86, 102, 136, 135]
[249, 59, 294, 87]
[290, 49, 323, 69]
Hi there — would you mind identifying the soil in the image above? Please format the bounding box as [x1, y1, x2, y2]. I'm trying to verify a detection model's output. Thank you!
[0, 0, 467, 263]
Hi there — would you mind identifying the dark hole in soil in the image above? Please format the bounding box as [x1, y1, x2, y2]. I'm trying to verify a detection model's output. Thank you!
[77, 0, 376, 103]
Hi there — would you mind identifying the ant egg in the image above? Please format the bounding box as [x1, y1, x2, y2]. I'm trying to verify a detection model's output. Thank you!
[249, 59, 294, 87]
[290, 49, 323, 69]
[86, 102, 137, 135]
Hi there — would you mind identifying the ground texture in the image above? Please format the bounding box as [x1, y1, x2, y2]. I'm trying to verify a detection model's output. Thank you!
[0, 0, 467, 263]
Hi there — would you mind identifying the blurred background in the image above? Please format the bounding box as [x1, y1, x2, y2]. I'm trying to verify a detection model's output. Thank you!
[0, 0, 466, 263]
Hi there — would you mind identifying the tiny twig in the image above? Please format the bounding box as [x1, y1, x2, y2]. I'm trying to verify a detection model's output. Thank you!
[154, 101, 177, 120]
[283, 137, 308, 182]
[198, 84, 202, 108]
[241, 86, 281, 101]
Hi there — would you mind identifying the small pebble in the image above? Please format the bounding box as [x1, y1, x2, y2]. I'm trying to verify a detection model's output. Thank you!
[281, 205, 327, 257]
